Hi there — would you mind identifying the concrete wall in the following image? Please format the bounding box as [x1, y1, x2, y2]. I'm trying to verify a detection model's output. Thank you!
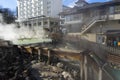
[90, 20, 120, 33]
[82, 20, 120, 44]
[65, 23, 82, 33]
[81, 34, 97, 42]
[109, 14, 120, 20]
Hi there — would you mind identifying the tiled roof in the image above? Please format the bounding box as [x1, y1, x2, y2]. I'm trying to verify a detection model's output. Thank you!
[75, 0, 88, 4]
[59, 7, 77, 15]
[59, 1, 120, 15]
[78, 1, 120, 10]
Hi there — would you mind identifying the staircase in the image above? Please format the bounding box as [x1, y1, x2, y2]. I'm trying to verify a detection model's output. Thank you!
[80, 16, 106, 34]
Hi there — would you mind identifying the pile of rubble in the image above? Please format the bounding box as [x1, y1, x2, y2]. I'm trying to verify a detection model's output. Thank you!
[30, 62, 79, 80]
[0, 45, 32, 80]
[0, 43, 80, 80]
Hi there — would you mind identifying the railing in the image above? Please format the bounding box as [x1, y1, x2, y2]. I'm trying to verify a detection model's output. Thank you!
[80, 15, 106, 34]
[63, 34, 117, 80]
[101, 45, 120, 55]
[64, 34, 120, 55]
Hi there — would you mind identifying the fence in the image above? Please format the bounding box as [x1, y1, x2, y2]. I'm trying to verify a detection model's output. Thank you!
[63, 35, 116, 80]
[64, 34, 120, 55]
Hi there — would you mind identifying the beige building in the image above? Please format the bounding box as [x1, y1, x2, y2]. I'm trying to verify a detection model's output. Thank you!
[59, 0, 120, 45]
[19, 16, 61, 39]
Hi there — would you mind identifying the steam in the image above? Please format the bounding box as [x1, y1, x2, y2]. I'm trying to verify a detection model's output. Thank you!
[17, 26, 46, 39]
[0, 23, 47, 41]
[0, 23, 17, 40]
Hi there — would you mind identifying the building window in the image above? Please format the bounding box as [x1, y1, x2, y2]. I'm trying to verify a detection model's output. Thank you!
[55, 22, 58, 25]
[24, 23, 27, 26]
[109, 6, 114, 14]
[47, 1, 51, 4]
[47, 6, 50, 9]
[66, 15, 71, 21]
[50, 22, 54, 25]
[60, 15, 65, 18]
[73, 15, 79, 20]
[41, 1, 43, 5]
[41, 11, 43, 14]
[44, 22, 48, 25]
[47, 11, 51, 14]
[41, 6, 43, 10]
[61, 20, 65, 24]
[29, 23, 32, 28]
[115, 5, 120, 14]
[38, 22, 41, 26]
[33, 23, 36, 26]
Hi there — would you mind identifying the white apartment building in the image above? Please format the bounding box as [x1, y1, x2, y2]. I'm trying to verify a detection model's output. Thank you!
[16, 0, 62, 40]
[17, 0, 62, 21]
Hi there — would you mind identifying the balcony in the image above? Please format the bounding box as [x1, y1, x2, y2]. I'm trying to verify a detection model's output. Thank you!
[43, 25, 50, 29]
[108, 13, 120, 20]
[64, 14, 82, 24]
[65, 20, 82, 24]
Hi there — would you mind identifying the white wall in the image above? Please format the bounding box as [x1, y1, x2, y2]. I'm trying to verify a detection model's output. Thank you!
[50, 0, 62, 18]
[17, 0, 62, 21]
[83, 20, 120, 44]
[91, 20, 120, 33]
[65, 23, 82, 33]
[81, 34, 97, 42]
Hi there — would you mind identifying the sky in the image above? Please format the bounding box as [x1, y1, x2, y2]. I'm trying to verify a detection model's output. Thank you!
[0, 0, 109, 10]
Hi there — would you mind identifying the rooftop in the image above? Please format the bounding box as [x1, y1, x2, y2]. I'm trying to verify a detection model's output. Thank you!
[59, 1, 120, 15]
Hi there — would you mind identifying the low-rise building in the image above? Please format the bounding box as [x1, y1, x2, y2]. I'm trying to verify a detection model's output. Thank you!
[19, 16, 61, 40]
[16, 0, 62, 41]
[60, 0, 120, 45]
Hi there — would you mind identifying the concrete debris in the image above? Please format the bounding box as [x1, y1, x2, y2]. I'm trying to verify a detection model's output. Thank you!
[40, 72, 59, 77]
[73, 70, 78, 78]
[56, 62, 64, 68]
[31, 62, 74, 80]
[31, 60, 36, 64]
[0, 43, 80, 80]
[51, 66, 63, 73]
[62, 71, 73, 79]
[0, 45, 33, 80]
